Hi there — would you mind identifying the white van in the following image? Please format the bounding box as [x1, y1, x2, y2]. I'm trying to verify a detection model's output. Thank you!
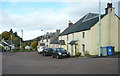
[37, 46, 46, 54]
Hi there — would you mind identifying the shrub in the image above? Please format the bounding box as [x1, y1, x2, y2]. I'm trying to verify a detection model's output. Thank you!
[15, 46, 20, 50]
[84, 51, 90, 56]
[30, 41, 38, 50]
[75, 52, 81, 57]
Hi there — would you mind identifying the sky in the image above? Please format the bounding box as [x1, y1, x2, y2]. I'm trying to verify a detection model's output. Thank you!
[0, 0, 119, 40]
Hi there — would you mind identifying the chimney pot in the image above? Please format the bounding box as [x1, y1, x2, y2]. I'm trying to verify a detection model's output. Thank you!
[107, 3, 112, 8]
[56, 29, 60, 34]
[105, 3, 113, 14]
[68, 20, 73, 27]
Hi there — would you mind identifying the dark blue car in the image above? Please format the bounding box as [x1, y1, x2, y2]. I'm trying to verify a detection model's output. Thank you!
[52, 48, 70, 59]
[42, 48, 54, 56]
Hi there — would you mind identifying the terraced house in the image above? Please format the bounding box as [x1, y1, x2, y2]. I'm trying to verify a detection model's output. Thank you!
[59, 3, 120, 56]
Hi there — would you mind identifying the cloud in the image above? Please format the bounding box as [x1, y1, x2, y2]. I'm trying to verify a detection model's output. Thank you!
[0, 2, 118, 40]
[0, 7, 71, 40]
[1, 0, 119, 2]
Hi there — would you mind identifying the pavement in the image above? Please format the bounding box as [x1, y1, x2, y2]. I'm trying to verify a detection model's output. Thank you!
[89, 52, 120, 58]
[1, 52, 119, 74]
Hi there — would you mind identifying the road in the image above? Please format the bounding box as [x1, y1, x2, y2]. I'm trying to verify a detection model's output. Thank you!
[0, 52, 2, 75]
[2, 52, 119, 74]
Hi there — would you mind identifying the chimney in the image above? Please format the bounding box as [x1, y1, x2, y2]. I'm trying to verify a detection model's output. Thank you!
[56, 29, 60, 35]
[46, 32, 49, 35]
[68, 20, 73, 27]
[105, 3, 114, 14]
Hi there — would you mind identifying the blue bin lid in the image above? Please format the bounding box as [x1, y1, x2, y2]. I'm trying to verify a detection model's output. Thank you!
[107, 46, 112, 48]
[101, 46, 107, 48]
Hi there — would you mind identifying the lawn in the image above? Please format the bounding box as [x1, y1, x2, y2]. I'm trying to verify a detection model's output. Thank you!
[12, 49, 36, 52]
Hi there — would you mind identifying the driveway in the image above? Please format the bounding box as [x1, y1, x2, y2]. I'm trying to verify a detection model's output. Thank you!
[2, 52, 119, 74]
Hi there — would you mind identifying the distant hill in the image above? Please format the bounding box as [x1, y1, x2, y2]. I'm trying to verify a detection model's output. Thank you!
[24, 32, 55, 45]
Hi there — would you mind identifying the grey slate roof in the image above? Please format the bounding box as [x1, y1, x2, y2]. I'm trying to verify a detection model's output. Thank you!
[1, 42, 8, 46]
[50, 37, 59, 44]
[60, 13, 106, 36]
[1, 40, 11, 46]
[50, 31, 60, 44]
[5, 40, 11, 45]
[59, 40, 65, 45]
[69, 40, 78, 45]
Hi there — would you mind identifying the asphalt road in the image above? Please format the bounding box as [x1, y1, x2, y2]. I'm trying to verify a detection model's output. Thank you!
[0, 53, 2, 75]
[2, 52, 119, 74]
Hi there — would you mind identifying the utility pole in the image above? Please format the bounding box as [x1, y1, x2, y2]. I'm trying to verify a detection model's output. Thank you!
[20, 29, 23, 50]
[10, 35, 12, 51]
[41, 30, 44, 42]
[21, 29, 23, 39]
[98, 0, 101, 56]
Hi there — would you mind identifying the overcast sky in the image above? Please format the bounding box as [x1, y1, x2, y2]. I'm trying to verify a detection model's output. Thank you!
[0, 0, 119, 40]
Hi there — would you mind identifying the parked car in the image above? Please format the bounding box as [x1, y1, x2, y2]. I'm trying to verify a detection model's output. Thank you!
[52, 48, 70, 59]
[37, 46, 46, 54]
[42, 48, 54, 56]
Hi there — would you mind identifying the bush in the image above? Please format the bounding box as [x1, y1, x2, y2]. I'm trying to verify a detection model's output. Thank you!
[15, 46, 20, 50]
[75, 52, 81, 57]
[30, 41, 38, 50]
[13, 49, 33, 52]
[84, 51, 90, 56]
[0, 46, 4, 52]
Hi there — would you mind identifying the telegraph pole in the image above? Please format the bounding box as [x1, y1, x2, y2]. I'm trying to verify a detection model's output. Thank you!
[10, 35, 12, 51]
[20, 29, 23, 50]
[21, 29, 23, 39]
[98, 0, 101, 56]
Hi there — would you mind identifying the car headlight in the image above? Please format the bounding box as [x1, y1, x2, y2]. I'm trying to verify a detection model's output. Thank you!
[67, 52, 70, 54]
[58, 52, 62, 55]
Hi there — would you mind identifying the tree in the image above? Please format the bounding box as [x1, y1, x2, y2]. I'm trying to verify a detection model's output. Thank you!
[8, 34, 14, 41]
[13, 37, 20, 47]
[14, 32, 18, 37]
[30, 41, 38, 50]
[9, 29, 13, 33]
[20, 42, 26, 50]
[2, 31, 11, 40]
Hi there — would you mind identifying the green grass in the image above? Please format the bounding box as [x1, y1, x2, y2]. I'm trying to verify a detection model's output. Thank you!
[12, 49, 35, 52]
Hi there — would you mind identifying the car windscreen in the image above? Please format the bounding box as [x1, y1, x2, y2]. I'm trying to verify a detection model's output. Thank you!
[47, 48, 53, 51]
[56, 48, 65, 52]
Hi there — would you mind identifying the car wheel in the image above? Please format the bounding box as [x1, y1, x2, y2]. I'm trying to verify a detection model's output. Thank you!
[66, 55, 70, 58]
[56, 55, 60, 59]
[42, 53, 45, 56]
[38, 52, 41, 54]
[52, 55, 55, 58]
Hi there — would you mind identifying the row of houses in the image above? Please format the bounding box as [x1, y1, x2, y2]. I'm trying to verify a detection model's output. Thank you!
[0, 39, 15, 52]
[0, 34, 31, 51]
[37, 30, 60, 48]
[38, 3, 120, 56]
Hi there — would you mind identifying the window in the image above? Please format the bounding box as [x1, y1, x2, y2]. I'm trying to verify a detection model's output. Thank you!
[72, 33, 74, 40]
[82, 44, 85, 52]
[67, 35, 68, 50]
[67, 35, 68, 43]
[83, 32, 85, 38]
